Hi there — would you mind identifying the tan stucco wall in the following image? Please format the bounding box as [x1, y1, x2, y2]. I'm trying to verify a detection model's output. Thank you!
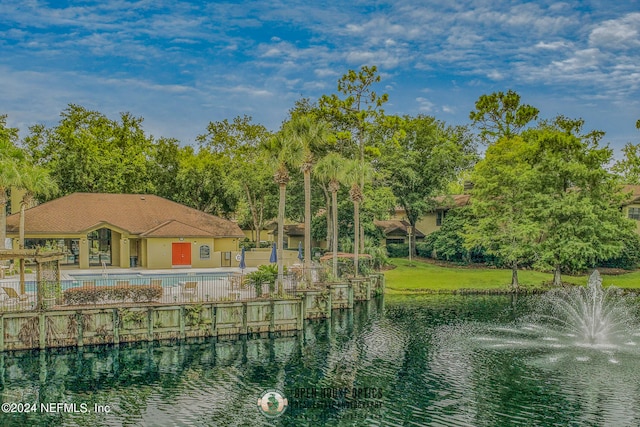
[241, 229, 274, 243]
[141, 239, 148, 268]
[111, 230, 122, 267]
[287, 236, 303, 250]
[391, 209, 440, 237]
[145, 237, 217, 269]
[214, 237, 240, 252]
[416, 213, 441, 236]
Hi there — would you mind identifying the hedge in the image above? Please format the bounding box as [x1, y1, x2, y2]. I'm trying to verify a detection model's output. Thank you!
[64, 284, 163, 305]
[386, 243, 409, 258]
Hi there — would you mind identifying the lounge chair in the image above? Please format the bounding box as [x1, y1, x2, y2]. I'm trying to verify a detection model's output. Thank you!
[181, 281, 197, 300]
[229, 275, 243, 290]
[2, 287, 32, 304]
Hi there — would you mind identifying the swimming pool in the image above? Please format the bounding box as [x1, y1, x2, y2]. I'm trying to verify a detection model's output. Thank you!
[68, 272, 229, 288]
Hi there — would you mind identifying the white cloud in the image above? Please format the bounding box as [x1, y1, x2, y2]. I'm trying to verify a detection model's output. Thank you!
[534, 41, 571, 50]
[589, 12, 640, 49]
[415, 97, 435, 112]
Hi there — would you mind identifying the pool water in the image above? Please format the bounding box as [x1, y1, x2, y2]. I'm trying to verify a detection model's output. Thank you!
[67, 272, 227, 288]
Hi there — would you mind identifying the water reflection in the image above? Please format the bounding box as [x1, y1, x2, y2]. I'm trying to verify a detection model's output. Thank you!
[0, 295, 638, 426]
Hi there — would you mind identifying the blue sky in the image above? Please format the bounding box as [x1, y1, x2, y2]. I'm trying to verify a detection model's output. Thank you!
[1, 0, 639, 154]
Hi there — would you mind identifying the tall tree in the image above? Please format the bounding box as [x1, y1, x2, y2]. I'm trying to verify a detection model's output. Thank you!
[381, 115, 476, 254]
[319, 65, 388, 251]
[265, 129, 304, 292]
[22, 104, 155, 196]
[17, 164, 57, 294]
[464, 136, 540, 288]
[314, 152, 348, 279]
[469, 89, 539, 144]
[342, 160, 372, 277]
[0, 115, 24, 250]
[172, 147, 237, 216]
[196, 115, 273, 222]
[528, 117, 634, 285]
[147, 137, 182, 200]
[286, 115, 332, 283]
[17, 164, 58, 250]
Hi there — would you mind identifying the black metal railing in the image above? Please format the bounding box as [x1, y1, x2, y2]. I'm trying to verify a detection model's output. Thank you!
[0, 273, 303, 312]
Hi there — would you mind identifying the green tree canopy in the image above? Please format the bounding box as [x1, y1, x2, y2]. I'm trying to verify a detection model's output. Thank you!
[527, 117, 634, 284]
[22, 104, 155, 196]
[469, 89, 539, 144]
[197, 115, 275, 238]
[464, 135, 540, 287]
[381, 114, 477, 234]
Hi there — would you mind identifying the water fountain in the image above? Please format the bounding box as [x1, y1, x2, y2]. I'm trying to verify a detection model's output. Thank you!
[534, 269, 636, 346]
[428, 271, 640, 425]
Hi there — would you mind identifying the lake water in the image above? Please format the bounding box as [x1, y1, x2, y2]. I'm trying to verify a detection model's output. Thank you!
[1, 294, 639, 426]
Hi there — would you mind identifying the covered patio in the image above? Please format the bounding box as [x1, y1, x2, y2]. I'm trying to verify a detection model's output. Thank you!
[0, 249, 65, 310]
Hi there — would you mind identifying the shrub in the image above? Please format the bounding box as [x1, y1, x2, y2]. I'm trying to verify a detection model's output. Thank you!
[415, 241, 433, 258]
[386, 243, 409, 258]
[598, 232, 640, 270]
[245, 264, 281, 297]
[64, 285, 163, 305]
[311, 247, 326, 261]
[363, 243, 390, 270]
[239, 238, 256, 250]
[333, 256, 373, 278]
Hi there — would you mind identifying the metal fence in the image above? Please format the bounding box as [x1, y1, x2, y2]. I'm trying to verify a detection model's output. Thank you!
[0, 273, 303, 312]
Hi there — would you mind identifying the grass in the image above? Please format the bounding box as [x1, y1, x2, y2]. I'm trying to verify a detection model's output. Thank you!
[382, 258, 640, 294]
[600, 270, 640, 288]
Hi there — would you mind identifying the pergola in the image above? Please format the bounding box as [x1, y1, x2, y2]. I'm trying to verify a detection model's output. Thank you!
[0, 249, 65, 309]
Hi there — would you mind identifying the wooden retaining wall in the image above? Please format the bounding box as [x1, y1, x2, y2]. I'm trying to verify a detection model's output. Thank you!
[0, 275, 384, 352]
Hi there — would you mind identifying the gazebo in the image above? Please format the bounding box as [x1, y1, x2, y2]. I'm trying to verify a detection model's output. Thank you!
[0, 249, 65, 309]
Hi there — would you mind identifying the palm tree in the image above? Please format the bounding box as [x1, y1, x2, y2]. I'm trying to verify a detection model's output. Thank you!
[0, 119, 25, 250]
[0, 158, 22, 250]
[266, 131, 303, 293]
[314, 152, 348, 280]
[286, 115, 331, 284]
[18, 165, 58, 249]
[343, 160, 372, 277]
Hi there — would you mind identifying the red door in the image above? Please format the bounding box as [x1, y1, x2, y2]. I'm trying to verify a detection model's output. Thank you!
[172, 242, 192, 266]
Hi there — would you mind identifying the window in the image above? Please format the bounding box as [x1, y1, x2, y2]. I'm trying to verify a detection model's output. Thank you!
[200, 245, 210, 260]
[386, 238, 405, 245]
[629, 207, 640, 220]
[24, 238, 79, 265]
[436, 211, 444, 226]
[87, 228, 111, 266]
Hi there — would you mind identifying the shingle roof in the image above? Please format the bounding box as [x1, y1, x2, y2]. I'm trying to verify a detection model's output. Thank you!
[374, 220, 425, 238]
[6, 193, 244, 238]
[393, 194, 471, 216]
[269, 223, 305, 236]
[433, 194, 470, 208]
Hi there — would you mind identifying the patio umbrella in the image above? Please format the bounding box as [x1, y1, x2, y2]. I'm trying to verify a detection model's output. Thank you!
[297, 241, 303, 262]
[239, 247, 246, 270]
[270, 242, 277, 263]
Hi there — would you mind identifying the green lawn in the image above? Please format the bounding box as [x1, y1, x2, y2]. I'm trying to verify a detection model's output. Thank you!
[382, 258, 640, 293]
